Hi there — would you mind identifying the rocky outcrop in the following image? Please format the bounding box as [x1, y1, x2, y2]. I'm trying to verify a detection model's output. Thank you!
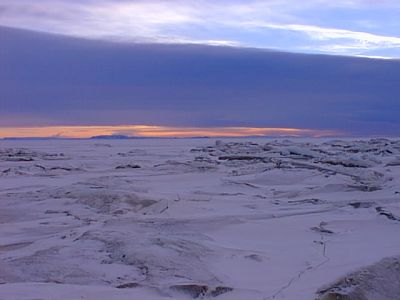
[317, 256, 400, 300]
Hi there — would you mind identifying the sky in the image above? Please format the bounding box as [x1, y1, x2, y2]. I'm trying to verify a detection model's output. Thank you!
[0, 0, 400, 137]
[1, 0, 400, 59]
[0, 126, 337, 139]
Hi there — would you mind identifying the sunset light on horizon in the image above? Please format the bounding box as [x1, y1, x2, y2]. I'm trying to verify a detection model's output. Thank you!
[0, 125, 340, 139]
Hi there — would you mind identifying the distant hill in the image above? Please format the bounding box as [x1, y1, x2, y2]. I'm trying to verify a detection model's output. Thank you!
[90, 135, 132, 140]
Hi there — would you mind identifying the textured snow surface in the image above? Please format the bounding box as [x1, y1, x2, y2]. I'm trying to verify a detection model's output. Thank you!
[1, 138, 400, 300]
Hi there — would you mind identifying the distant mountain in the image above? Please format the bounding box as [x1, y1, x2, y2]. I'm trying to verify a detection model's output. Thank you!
[90, 135, 132, 140]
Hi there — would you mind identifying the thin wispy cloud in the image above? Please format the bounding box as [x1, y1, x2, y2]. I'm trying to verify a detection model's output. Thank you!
[0, 0, 399, 58]
[241, 21, 400, 57]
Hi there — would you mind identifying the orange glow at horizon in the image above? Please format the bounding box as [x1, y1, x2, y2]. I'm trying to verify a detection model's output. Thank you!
[0, 125, 340, 139]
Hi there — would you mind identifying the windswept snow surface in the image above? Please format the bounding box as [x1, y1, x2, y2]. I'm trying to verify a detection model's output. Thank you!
[1, 138, 400, 300]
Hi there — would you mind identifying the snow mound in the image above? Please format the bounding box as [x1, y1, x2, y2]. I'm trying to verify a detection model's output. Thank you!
[317, 256, 400, 300]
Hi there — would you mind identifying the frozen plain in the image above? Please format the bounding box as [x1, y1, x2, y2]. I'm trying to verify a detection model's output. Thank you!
[0, 138, 399, 300]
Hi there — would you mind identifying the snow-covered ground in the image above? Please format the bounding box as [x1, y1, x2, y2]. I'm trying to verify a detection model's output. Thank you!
[1, 138, 399, 300]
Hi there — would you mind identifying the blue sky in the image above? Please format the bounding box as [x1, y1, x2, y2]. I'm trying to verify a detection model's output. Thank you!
[0, 0, 399, 59]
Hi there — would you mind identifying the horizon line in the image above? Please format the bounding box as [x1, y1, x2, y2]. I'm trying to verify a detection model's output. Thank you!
[0, 125, 342, 139]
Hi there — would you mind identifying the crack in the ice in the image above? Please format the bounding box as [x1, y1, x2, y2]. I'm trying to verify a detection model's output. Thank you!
[264, 233, 331, 300]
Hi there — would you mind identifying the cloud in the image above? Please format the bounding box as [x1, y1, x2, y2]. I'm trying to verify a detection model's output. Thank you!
[240, 21, 400, 55]
[246, 23, 400, 45]
[0, 0, 399, 57]
[1, 26, 400, 136]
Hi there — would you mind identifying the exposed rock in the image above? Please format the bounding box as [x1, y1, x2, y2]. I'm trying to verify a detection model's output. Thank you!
[348, 202, 374, 209]
[116, 282, 141, 289]
[170, 284, 233, 298]
[115, 164, 141, 169]
[288, 198, 323, 205]
[317, 256, 400, 300]
[311, 222, 334, 234]
[218, 156, 266, 162]
[375, 207, 400, 221]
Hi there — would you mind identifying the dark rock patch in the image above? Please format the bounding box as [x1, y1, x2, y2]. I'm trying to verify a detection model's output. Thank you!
[170, 284, 233, 298]
[115, 164, 141, 170]
[116, 282, 141, 289]
[375, 207, 399, 221]
[317, 256, 400, 300]
[349, 202, 374, 209]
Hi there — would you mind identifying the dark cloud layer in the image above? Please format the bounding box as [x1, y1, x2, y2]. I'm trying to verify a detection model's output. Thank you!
[1, 26, 399, 135]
